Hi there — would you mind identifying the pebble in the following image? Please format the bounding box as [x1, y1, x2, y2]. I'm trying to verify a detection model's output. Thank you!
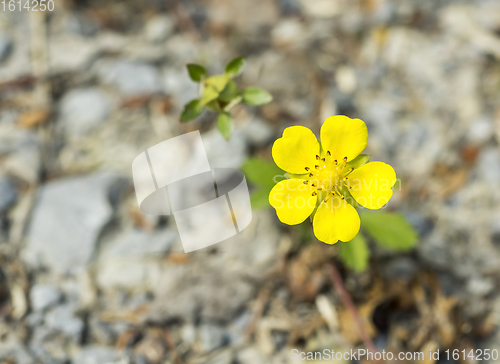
[0, 175, 17, 212]
[102, 61, 162, 96]
[45, 305, 84, 340]
[199, 324, 227, 353]
[145, 15, 175, 43]
[23, 171, 127, 274]
[242, 117, 274, 147]
[66, 13, 99, 37]
[0, 338, 35, 364]
[202, 129, 248, 168]
[59, 88, 111, 138]
[74, 346, 123, 364]
[0, 34, 12, 62]
[478, 148, 500, 184]
[381, 257, 417, 282]
[29, 284, 62, 312]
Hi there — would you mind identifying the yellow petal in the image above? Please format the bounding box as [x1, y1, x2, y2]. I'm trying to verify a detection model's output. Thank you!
[348, 162, 396, 210]
[272, 126, 320, 174]
[269, 179, 317, 225]
[313, 196, 360, 244]
[320, 115, 368, 162]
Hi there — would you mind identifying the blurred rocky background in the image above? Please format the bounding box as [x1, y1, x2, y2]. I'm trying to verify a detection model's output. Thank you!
[1, 0, 500, 363]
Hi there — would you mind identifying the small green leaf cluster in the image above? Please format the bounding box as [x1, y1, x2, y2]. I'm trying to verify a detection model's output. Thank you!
[181, 57, 273, 140]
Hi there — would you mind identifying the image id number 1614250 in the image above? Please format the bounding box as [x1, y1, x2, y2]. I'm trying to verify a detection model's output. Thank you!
[1, 0, 54, 11]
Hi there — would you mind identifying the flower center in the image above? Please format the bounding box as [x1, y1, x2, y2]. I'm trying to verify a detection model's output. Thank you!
[304, 151, 354, 202]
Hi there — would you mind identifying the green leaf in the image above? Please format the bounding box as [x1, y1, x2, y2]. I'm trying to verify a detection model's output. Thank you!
[346, 154, 372, 170]
[361, 212, 418, 251]
[187, 64, 206, 82]
[180, 99, 203, 122]
[250, 188, 272, 209]
[217, 112, 233, 140]
[205, 75, 230, 92]
[242, 87, 273, 106]
[219, 80, 239, 102]
[338, 234, 370, 272]
[205, 99, 220, 111]
[201, 86, 220, 105]
[223, 96, 242, 112]
[242, 157, 285, 188]
[225, 56, 246, 78]
[201, 75, 230, 105]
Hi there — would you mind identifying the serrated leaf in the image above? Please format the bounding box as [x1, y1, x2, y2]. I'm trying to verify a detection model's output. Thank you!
[361, 212, 418, 251]
[187, 64, 206, 82]
[217, 112, 233, 140]
[219, 80, 239, 102]
[242, 157, 285, 188]
[225, 56, 246, 78]
[338, 233, 370, 272]
[346, 154, 372, 170]
[242, 87, 273, 106]
[180, 99, 203, 122]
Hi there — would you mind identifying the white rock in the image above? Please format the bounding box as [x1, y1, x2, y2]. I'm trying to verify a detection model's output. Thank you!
[242, 117, 273, 146]
[29, 284, 61, 312]
[45, 305, 84, 338]
[101, 60, 162, 96]
[23, 171, 127, 274]
[202, 129, 248, 168]
[145, 15, 175, 43]
[59, 88, 111, 138]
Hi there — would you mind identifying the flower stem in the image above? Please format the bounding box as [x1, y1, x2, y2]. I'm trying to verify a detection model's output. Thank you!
[327, 262, 380, 361]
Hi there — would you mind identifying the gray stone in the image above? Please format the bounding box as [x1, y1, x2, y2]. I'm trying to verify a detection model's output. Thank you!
[101, 228, 177, 259]
[145, 15, 175, 43]
[45, 305, 84, 339]
[162, 67, 199, 106]
[24, 171, 127, 274]
[148, 264, 255, 323]
[199, 324, 227, 353]
[381, 257, 417, 282]
[466, 276, 494, 296]
[242, 118, 274, 147]
[96, 229, 176, 289]
[74, 346, 123, 364]
[0, 34, 12, 62]
[4, 143, 41, 184]
[66, 14, 99, 37]
[478, 148, 500, 184]
[0, 338, 35, 364]
[0, 175, 17, 212]
[59, 88, 111, 137]
[227, 311, 252, 345]
[30, 284, 62, 311]
[102, 61, 162, 96]
[204, 350, 234, 364]
[202, 129, 248, 169]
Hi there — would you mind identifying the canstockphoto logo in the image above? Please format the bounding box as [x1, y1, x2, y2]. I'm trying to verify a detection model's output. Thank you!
[132, 131, 252, 253]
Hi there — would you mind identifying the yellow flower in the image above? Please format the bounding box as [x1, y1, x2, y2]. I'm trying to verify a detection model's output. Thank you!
[269, 115, 396, 245]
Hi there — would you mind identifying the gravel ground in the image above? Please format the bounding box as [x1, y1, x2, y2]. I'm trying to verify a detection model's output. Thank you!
[1, 0, 500, 363]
